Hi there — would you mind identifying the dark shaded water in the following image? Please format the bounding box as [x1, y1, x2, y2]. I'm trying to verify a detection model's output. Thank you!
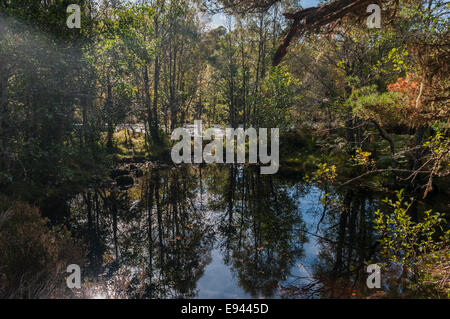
[64, 164, 440, 298]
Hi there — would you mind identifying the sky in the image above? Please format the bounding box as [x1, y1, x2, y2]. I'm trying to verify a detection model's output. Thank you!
[207, 0, 321, 29]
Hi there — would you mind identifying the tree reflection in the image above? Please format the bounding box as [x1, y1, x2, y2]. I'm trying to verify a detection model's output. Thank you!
[69, 165, 214, 298]
[206, 165, 307, 298]
[68, 165, 382, 299]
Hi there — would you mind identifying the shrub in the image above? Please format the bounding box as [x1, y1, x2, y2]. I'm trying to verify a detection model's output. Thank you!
[374, 190, 449, 296]
[0, 198, 85, 298]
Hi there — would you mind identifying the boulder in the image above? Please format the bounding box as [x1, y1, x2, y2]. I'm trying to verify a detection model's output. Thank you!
[115, 175, 134, 187]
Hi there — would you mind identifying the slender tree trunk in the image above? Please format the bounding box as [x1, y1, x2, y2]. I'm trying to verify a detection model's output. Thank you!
[0, 60, 10, 172]
[106, 72, 114, 149]
[169, 33, 178, 131]
[413, 125, 426, 170]
[152, 10, 161, 143]
[143, 64, 153, 147]
[253, 13, 265, 127]
[226, 28, 236, 128]
[240, 31, 247, 129]
[371, 119, 396, 168]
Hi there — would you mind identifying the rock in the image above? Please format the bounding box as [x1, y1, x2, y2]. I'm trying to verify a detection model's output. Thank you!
[115, 175, 134, 187]
[110, 169, 129, 178]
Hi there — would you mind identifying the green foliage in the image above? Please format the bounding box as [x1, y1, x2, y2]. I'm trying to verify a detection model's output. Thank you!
[374, 189, 449, 293]
[258, 66, 300, 128]
[372, 45, 410, 74]
[423, 131, 450, 158]
[304, 162, 337, 184]
[349, 85, 406, 126]
[351, 148, 375, 168]
[421, 131, 450, 197]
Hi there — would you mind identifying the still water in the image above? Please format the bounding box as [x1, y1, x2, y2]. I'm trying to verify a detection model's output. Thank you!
[66, 164, 399, 298]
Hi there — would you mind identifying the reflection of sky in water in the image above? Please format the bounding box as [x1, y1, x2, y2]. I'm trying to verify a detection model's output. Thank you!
[197, 185, 323, 298]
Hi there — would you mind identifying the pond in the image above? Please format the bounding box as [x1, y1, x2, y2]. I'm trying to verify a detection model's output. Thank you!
[64, 164, 440, 298]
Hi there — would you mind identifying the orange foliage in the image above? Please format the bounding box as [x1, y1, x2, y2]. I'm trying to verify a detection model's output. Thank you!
[385, 76, 429, 126]
[386, 72, 448, 127]
[387, 76, 420, 106]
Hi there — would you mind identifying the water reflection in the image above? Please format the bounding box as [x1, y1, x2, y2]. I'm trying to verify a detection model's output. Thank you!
[282, 189, 380, 298]
[68, 164, 385, 298]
